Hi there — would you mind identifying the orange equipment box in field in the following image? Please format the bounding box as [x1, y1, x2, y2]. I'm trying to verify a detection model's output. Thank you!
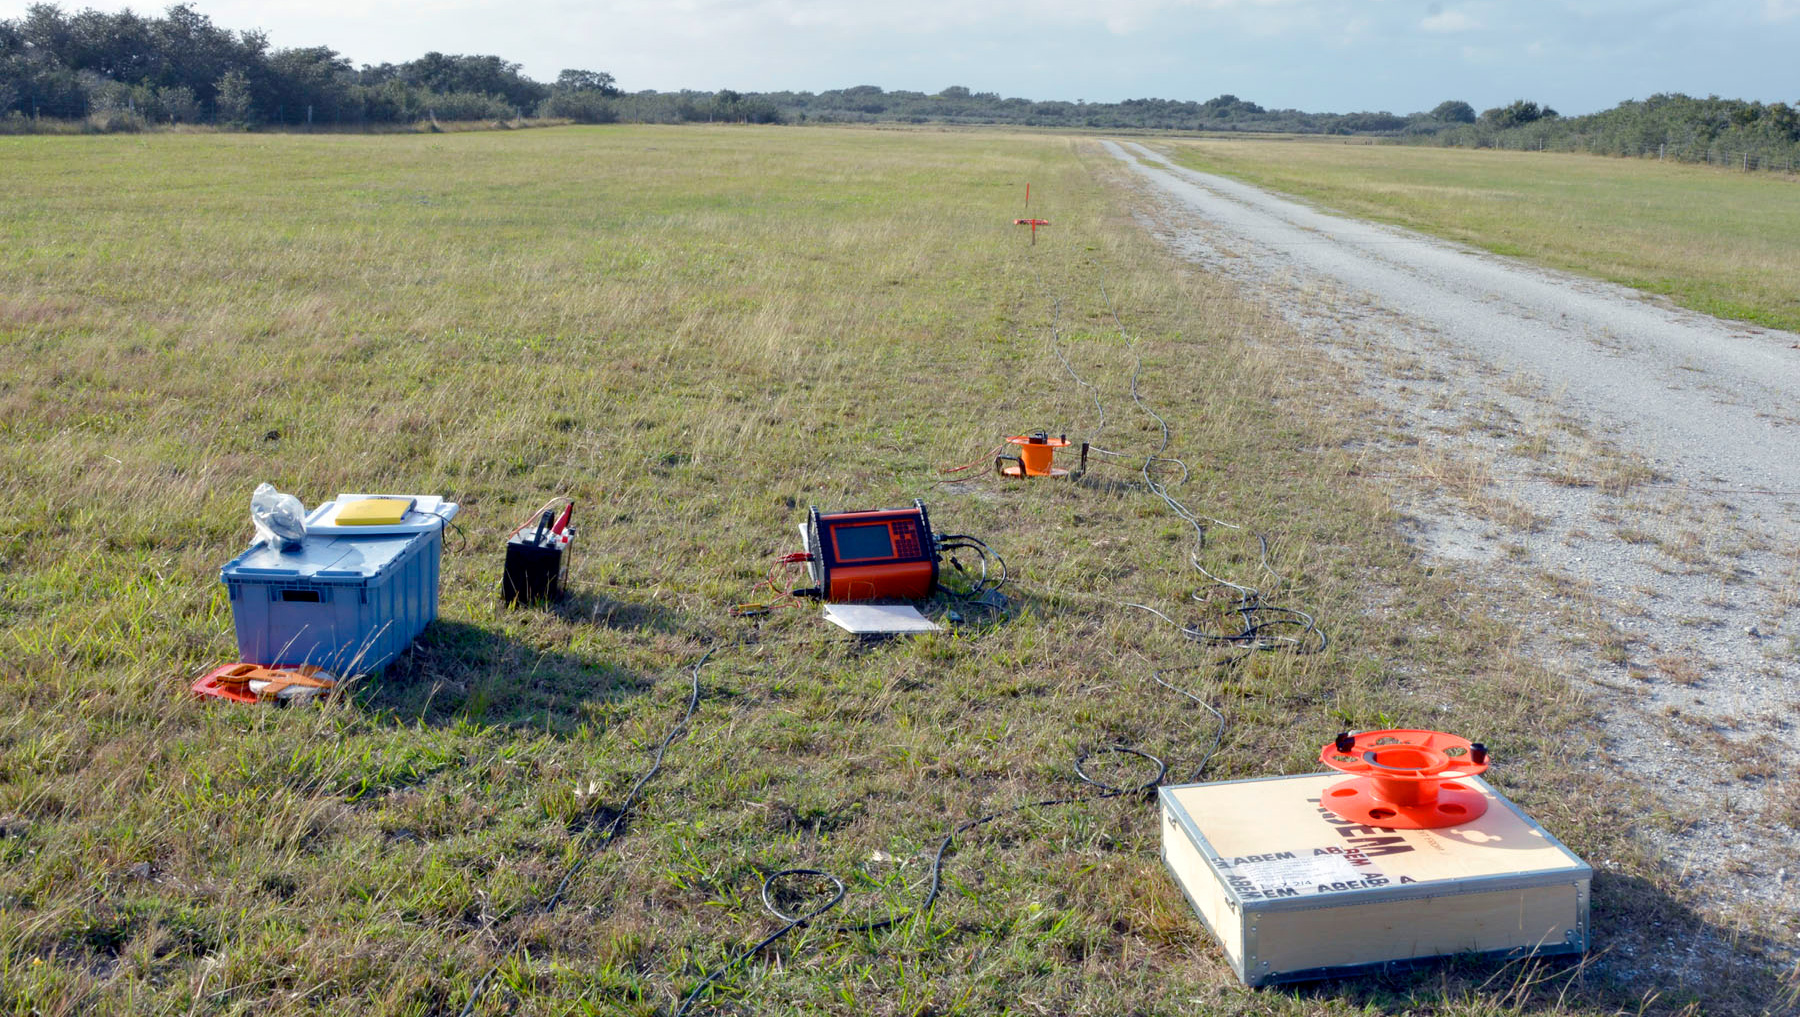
[802, 501, 938, 602]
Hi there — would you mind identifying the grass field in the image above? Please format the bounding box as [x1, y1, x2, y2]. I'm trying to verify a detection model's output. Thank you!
[0, 125, 1790, 1015]
[1157, 138, 1800, 333]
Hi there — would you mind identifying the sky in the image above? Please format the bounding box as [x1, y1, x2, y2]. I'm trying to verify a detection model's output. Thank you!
[8, 0, 1799, 115]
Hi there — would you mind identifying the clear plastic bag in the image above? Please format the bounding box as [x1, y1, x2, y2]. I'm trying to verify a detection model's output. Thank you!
[250, 482, 308, 551]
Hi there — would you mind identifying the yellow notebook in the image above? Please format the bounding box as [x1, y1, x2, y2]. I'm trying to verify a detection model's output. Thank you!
[333, 497, 414, 526]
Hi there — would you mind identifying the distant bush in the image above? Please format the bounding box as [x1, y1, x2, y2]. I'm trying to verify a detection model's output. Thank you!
[421, 91, 514, 122]
[1481, 100, 1557, 129]
[671, 89, 782, 124]
[1430, 100, 1477, 124]
[159, 86, 201, 123]
[87, 108, 145, 132]
[541, 90, 617, 123]
[1326, 111, 1408, 134]
[215, 69, 254, 128]
[0, 5, 565, 129]
[4, 0, 1792, 158]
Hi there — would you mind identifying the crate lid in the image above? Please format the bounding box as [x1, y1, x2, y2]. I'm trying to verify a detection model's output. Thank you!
[221, 533, 421, 582]
[1160, 772, 1589, 911]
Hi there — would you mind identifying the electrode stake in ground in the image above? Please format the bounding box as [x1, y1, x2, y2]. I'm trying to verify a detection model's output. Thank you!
[1014, 217, 1049, 244]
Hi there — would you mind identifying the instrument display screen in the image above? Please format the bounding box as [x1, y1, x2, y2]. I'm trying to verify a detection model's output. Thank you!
[808, 501, 937, 602]
[832, 522, 896, 561]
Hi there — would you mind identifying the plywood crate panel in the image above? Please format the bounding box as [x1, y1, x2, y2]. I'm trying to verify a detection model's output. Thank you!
[1160, 772, 1590, 986]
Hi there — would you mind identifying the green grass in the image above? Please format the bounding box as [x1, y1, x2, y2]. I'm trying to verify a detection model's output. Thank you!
[0, 125, 1790, 1015]
[1157, 138, 1800, 332]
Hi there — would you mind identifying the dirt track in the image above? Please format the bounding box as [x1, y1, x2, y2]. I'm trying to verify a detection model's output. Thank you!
[1106, 140, 1800, 919]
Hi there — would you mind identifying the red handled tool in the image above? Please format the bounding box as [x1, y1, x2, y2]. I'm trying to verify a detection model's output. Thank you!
[193, 663, 337, 705]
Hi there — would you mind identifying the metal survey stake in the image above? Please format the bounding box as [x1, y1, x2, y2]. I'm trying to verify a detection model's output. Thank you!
[1014, 217, 1049, 244]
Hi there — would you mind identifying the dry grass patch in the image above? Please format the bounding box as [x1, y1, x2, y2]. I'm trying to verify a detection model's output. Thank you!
[1650, 653, 1708, 686]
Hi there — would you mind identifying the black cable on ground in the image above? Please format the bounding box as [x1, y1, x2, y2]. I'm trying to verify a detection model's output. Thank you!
[1033, 259, 1108, 446]
[1080, 272, 1327, 655]
[671, 870, 846, 1017]
[671, 656, 1228, 1015]
[1088, 275, 1216, 553]
[458, 648, 715, 1017]
[935, 532, 1008, 600]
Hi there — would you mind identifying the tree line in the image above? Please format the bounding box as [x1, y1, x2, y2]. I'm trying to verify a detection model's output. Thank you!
[0, 3, 1534, 134]
[0, 3, 619, 128]
[1416, 93, 1800, 172]
[4, 2, 1796, 174]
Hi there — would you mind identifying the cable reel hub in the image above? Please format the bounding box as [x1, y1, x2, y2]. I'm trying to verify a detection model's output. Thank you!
[1318, 729, 1490, 830]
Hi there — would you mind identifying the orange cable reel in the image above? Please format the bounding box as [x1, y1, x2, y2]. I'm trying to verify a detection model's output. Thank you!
[995, 431, 1086, 478]
[1318, 729, 1490, 830]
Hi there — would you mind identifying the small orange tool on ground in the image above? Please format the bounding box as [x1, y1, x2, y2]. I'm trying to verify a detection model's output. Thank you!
[1014, 218, 1049, 244]
[996, 432, 1085, 478]
[1318, 729, 1490, 829]
[193, 663, 337, 705]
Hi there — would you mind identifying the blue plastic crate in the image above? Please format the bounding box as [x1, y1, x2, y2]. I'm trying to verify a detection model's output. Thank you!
[220, 525, 444, 675]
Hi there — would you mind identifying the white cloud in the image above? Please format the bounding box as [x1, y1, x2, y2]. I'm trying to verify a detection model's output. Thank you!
[1422, 8, 1481, 32]
[1335, 14, 1375, 46]
[1765, 0, 1800, 21]
[600, 0, 1306, 37]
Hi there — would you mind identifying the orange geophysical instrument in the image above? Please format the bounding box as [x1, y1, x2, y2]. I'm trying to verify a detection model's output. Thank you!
[736, 500, 1005, 617]
[799, 500, 1002, 602]
[803, 502, 940, 601]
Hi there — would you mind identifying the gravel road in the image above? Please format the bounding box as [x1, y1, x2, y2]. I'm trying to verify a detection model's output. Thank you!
[1105, 140, 1800, 924]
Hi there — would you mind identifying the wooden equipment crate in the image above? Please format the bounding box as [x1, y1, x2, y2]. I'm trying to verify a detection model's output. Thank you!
[1159, 772, 1590, 986]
